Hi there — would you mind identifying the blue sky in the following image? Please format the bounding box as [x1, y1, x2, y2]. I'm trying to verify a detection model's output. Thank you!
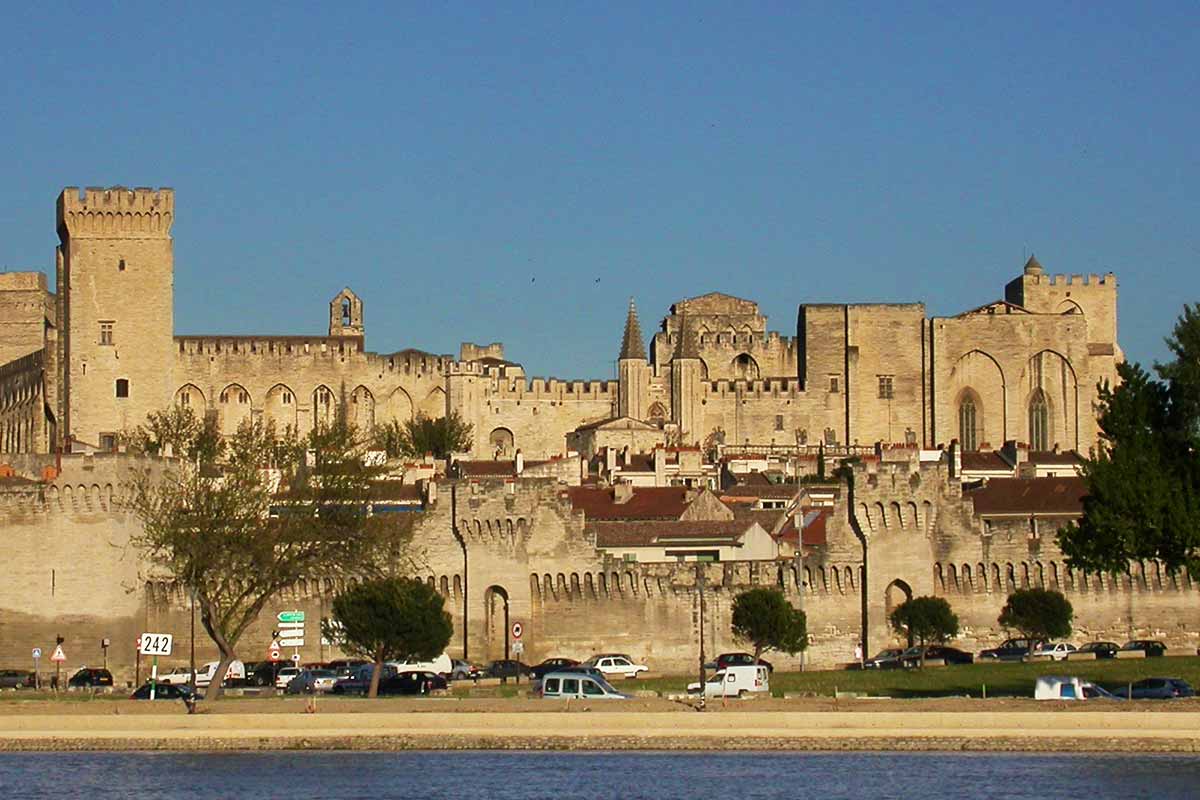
[2, 3, 1197, 379]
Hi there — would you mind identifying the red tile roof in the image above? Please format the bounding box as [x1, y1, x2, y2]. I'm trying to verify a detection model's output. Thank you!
[567, 486, 689, 520]
[1027, 450, 1084, 466]
[590, 520, 749, 548]
[960, 451, 1012, 472]
[720, 483, 801, 500]
[775, 508, 830, 546]
[968, 477, 1086, 516]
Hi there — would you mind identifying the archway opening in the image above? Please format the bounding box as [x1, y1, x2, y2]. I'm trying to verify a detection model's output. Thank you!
[884, 578, 914, 647]
[484, 585, 510, 663]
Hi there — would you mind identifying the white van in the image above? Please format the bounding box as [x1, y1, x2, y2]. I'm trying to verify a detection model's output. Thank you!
[1034, 675, 1085, 700]
[538, 671, 629, 700]
[388, 653, 453, 677]
[193, 660, 246, 688]
[688, 665, 770, 698]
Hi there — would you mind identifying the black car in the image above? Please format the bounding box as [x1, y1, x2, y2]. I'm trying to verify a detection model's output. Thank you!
[377, 670, 448, 696]
[863, 648, 906, 670]
[331, 663, 398, 695]
[530, 658, 580, 679]
[898, 645, 974, 668]
[67, 668, 114, 688]
[978, 638, 1035, 662]
[0, 670, 36, 689]
[1076, 641, 1120, 659]
[715, 652, 774, 673]
[1121, 640, 1167, 658]
[1126, 677, 1194, 699]
[245, 661, 282, 687]
[130, 682, 201, 701]
[486, 659, 532, 679]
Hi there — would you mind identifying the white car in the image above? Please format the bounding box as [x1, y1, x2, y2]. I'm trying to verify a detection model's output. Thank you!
[1034, 642, 1077, 661]
[274, 666, 302, 689]
[586, 655, 648, 678]
[156, 667, 195, 686]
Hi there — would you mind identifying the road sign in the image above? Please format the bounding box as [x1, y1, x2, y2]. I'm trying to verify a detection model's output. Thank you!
[278, 611, 305, 623]
[138, 633, 174, 656]
[279, 638, 304, 648]
[277, 621, 304, 630]
[50, 645, 66, 663]
[512, 640, 525, 655]
[290, 653, 301, 663]
[32, 647, 42, 660]
[269, 649, 281, 662]
[511, 621, 523, 639]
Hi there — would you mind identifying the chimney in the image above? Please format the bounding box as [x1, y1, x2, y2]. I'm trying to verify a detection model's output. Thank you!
[654, 447, 666, 487]
[948, 440, 960, 479]
[515, 449, 525, 475]
[580, 455, 589, 483]
[622, 445, 630, 465]
[425, 479, 438, 506]
[614, 481, 634, 503]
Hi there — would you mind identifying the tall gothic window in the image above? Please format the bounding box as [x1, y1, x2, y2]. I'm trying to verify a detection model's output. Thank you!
[1029, 390, 1049, 450]
[958, 396, 978, 452]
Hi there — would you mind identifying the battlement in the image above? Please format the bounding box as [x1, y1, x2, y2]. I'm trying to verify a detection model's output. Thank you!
[485, 376, 616, 401]
[0, 272, 48, 291]
[58, 186, 174, 237]
[174, 336, 451, 376]
[1038, 273, 1115, 287]
[701, 377, 805, 398]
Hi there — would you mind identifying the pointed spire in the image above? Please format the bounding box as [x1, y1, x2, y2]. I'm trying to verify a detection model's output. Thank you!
[619, 297, 646, 360]
[676, 309, 701, 359]
[1023, 254, 1044, 275]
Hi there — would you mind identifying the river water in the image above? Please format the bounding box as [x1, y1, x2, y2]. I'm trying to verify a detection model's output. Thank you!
[2, 751, 1198, 799]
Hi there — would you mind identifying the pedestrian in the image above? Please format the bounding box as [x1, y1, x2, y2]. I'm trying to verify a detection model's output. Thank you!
[854, 642, 863, 664]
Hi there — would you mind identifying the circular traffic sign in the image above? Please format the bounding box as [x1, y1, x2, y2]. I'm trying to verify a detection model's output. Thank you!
[269, 649, 281, 662]
[511, 621, 523, 639]
[291, 653, 301, 663]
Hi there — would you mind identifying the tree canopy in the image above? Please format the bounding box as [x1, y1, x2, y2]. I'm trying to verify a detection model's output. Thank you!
[1058, 305, 1200, 579]
[888, 596, 959, 663]
[323, 577, 453, 697]
[373, 411, 473, 460]
[998, 588, 1074, 647]
[123, 404, 222, 463]
[129, 410, 418, 700]
[730, 587, 807, 662]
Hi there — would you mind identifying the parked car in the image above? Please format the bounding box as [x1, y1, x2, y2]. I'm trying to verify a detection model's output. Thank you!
[331, 663, 398, 695]
[246, 662, 281, 687]
[327, 659, 369, 675]
[530, 658, 580, 679]
[1125, 678, 1194, 699]
[978, 638, 1036, 662]
[194, 660, 246, 688]
[388, 654, 453, 677]
[67, 668, 113, 689]
[156, 667, 195, 686]
[714, 652, 774, 673]
[273, 666, 302, 689]
[285, 668, 338, 694]
[130, 682, 201, 701]
[862, 648, 906, 670]
[1034, 675, 1085, 700]
[537, 671, 629, 700]
[1081, 681, 1124, 700]
[1033, 642, 1077, 661]
[486, 660, 532, 679]
[688, 665, 770, 698]
[0, 670, 36, 689]
[377, 670, 448, 696]
[1121, 640, 1167, 658]
[450, 659, 482, 681]
[1076, 641, 1120, 659]
[898, 645, 974, 668]
[584, 655, 648, 678]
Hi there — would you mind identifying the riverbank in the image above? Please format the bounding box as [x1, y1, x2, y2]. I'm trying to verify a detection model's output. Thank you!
[1, 704, 1198, 752]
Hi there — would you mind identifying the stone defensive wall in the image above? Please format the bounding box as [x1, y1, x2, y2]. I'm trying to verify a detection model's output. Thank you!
[57, 187, 174, 236]
[0, 350, 48, 455]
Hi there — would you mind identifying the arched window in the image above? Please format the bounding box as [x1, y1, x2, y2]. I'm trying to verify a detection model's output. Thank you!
[958, 396, 978, 452]
[1029, 389, 1048, 450]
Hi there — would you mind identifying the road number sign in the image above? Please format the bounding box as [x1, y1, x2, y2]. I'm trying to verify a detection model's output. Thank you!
[511, 621, 523, 639]
[138, 633, 174, 656]
[32, 647, 42, 660]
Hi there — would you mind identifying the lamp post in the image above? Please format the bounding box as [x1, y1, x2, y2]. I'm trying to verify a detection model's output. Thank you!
[696, 562, 706, 712]
[450, 481, 468, 661]
[189, 588, 197, 692]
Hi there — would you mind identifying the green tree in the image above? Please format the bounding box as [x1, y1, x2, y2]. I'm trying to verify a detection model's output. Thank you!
[130, 411, 416, 700]
[374, 411, 473, 460]
[1058, 305, 1200, 579]
[998, 588, 1073, 651]
[888, 596, 959, 666]
[323, 577, 453, 698]
[730, 587, 808, 663]
[123, 404, 222, 463]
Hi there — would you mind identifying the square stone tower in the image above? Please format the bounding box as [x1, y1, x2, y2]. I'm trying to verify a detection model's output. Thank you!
[56, 187, 175, 449]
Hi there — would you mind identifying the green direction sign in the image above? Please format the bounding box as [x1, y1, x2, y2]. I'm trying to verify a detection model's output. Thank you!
[277, 611, 305, 623]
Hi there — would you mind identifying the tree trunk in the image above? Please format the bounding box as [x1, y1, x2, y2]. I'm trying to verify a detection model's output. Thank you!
[198, 597, 235, 701]
[367, 653, 383, 699]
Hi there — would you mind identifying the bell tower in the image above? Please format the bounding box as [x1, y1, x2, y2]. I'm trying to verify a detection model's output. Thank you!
[329, 288, 364, 338]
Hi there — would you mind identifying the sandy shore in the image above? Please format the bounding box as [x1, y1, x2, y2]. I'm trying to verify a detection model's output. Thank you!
[1, 702, 1198, 752]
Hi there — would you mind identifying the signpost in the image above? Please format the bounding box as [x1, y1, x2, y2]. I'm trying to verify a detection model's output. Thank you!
[510, 622, 524, 684]
[50, 638, 66, 692]
[277, 611, 305, 664]
[138, 633, 174, 700]
[511, 621, 523, 640]
[32, 648, 41, 690]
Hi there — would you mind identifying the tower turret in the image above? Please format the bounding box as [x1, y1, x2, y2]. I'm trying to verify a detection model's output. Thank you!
[670, 313, 703, 444]
[617, 298, 650, 420]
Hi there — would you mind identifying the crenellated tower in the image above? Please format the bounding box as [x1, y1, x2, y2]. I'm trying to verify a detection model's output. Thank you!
[617, 298, 651, 420]
[56, 187, 175, 450]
